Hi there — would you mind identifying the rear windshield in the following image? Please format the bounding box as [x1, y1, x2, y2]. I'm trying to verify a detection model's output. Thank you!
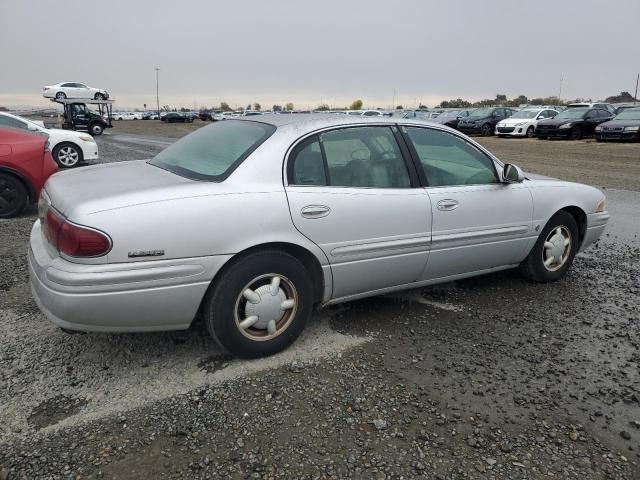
[148, 120, 275, 181]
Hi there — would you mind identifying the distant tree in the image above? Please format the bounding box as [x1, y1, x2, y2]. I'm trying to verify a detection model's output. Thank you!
[510, 95, 529, 107]
[253, 103, 261, 111]
[0, 106, 8, 111]
[418, 103, 428, 109]
[605, 91, 635, 103]
[316, 104, 330, 111]
[495, 94, 507, 103]
[272, 104, 283, 112]
[162, 105, 171, 111]
[396, 105, 403, 110]
[437, 99, 471, 108]
[285, 102, 294, 111]
[180, 107, 189, 112]
[349, 99, 363, 110]
[219, 102, 231, 112]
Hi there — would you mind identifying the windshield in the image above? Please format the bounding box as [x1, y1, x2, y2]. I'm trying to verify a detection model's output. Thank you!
[149, 120, 275, 181]
[555, 109, 587, 119]
[615, 109, 640, 121]
[510, 110, 538, 119]
[468, 108, 492, 118]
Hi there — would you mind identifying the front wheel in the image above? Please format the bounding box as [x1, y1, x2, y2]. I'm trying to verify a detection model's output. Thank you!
[89, 122, 104, 135]
[94, 93, 106, 100]
[526, 126, 535, 138]
[518, 211, 579, 282]
[480, 124, 492, 136]
[52, 143, 82, 168]
[0, 173, 27, 218]
[570, 126, 582, 140]
[203, 250, 313, 358]
[55, 92, 67, 100]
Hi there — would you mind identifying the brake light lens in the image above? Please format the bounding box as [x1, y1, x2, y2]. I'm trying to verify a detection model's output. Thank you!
[43, 207, 111, 257]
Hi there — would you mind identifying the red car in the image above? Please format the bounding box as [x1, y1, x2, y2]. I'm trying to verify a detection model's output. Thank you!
[0, 127, 58, 218]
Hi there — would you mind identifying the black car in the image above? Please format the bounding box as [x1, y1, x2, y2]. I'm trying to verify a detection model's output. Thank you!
[535, 107, 613, 140]
[199, 110, 213, 121]
[430, 109, 472, 129]
[62, 102, 110, 136]
[594, 107, 640, 141]
[162, 112, 193, 123]
[457, 107, 516, 136]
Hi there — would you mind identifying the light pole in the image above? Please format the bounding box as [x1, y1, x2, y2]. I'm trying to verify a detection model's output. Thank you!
[155, 67, 160, 119]
[558, 77, 563, 101]
[634, 73, 639, 104]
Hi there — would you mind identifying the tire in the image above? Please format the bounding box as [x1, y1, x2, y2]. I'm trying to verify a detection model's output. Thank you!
[570, 126, 582, 140]
[0, 173, 28, 218]
[89, 122, 104, 135]
[203, 250, 313, 358]
[94, 93, 105, 100]
[52, 142, 82, 168]
[518, 211, 579, 282]
[526, 126, 535, 138]
[480, 123, 492, 137]
[55, 92, 67, 100]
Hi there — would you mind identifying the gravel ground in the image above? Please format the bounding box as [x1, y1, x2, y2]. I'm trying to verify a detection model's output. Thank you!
[0, 128, 639, 479]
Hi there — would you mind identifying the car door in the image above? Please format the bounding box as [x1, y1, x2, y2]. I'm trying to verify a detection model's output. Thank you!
[284, 125, 432, 300]
[491, 108, 506, 128]
[401, 125, 533, 281]
[75, 83, 91, 98]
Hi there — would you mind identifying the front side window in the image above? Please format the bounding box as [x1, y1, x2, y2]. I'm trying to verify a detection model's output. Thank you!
[404, 127, 498, 187]
[320, 127, 410, 188]
[149, 120, 275, 181]
[0, 116, 27, 130]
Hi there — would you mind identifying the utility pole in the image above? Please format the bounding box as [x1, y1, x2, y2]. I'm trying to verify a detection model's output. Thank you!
[155, 67, 160, 118]
[634, 73, 639, 104]
[558, 77, 563, 101]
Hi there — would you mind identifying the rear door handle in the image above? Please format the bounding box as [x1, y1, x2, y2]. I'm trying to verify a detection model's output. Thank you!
[301, 205, 331, 218]
[437, 199, 459, 211]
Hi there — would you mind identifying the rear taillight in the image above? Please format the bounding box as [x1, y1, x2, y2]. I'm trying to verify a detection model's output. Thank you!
[43, 207, 111, 257]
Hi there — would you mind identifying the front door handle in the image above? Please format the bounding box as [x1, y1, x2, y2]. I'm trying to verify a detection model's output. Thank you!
[437, 199, 459, 211]
[301, 205, 331, 218]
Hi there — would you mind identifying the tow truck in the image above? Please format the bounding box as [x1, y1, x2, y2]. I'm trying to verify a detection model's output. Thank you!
[51, 98, 114, 135]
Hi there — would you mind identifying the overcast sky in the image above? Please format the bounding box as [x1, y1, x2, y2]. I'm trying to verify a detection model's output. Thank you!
[1, 0, 639, 109]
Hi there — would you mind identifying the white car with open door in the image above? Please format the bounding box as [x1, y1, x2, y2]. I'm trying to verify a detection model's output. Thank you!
[42, 82, 109, 101]
[0, 112, 98, 168]
[495, 108, 559, 138]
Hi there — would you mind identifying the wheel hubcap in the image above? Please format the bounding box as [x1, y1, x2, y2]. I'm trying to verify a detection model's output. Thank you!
[57, 146, 79, 166]
[542, 226, 572, 271]
[234, 274, 298, 341]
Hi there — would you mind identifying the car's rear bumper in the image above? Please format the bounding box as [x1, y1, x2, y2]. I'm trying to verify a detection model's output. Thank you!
[28, 221, 231, 332]
[580, 211, 610, 251]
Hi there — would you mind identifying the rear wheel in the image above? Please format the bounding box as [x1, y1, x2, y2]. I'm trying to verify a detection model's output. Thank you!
[0, 174, 28, 218]
[570, 126, 582, 140]
[94, 93, 106, 100]
[518, 211, 579, 282]
[52, 142, 82, 168]
[203, 250, 313, 358]
[480, 123, 492, 136]
[55, 92, 67, 100]
[526, 126, 535, 138]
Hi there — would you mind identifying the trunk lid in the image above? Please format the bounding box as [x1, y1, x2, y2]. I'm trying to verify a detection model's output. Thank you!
[45, 160, 193, 217]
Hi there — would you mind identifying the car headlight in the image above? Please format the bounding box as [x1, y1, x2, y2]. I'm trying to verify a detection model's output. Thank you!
[595, 195, 607, 213]
[559, 123, 573, 129]
[78, 135, 95, 142]
[595, 125, 603, 131]
[624, 126, 639, 132]
[513, 122, 524, 126]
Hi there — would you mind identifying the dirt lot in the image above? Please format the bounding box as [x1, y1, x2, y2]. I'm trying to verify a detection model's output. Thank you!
[0, 123, 639, 479]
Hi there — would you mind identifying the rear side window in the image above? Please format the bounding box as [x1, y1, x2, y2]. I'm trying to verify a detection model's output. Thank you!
[149, 120, 275, 181]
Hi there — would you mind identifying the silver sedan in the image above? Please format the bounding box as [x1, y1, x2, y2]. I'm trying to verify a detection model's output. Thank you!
[29, 115, 610, 358]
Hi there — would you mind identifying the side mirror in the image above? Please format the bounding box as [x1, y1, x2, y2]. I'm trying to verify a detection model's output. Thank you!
[503, 163, 525, 183]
